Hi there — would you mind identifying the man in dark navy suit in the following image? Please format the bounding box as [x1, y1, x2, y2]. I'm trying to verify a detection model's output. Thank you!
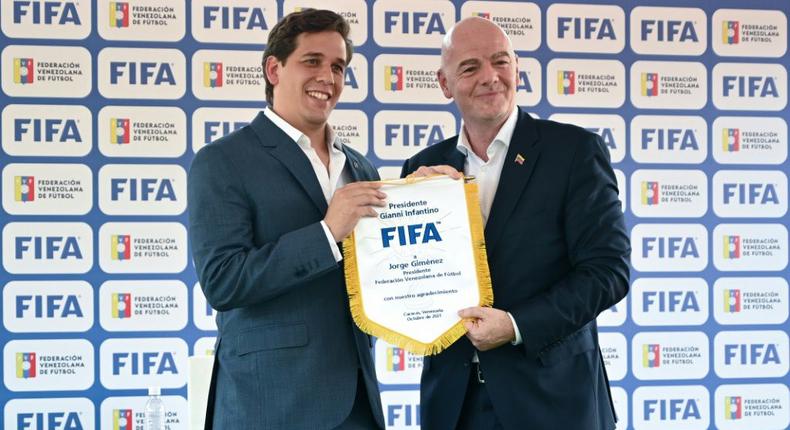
[189, 9, 385, 430]
[402, 17, 630, 430]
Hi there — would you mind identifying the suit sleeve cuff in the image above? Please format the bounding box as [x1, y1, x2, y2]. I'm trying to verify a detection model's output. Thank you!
[320, 221, 343, 263]
[508, 312, 523, 345]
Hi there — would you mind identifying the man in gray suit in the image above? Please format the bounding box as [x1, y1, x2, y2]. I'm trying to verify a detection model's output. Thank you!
[188, 9, 385, 429]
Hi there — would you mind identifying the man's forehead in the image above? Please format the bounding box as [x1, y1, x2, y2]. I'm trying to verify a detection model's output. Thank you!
[448, 46, 512, 65]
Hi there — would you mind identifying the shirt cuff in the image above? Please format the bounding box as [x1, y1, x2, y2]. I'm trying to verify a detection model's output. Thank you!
[320, 221, 343, 263]
[507, 312, 523, 345]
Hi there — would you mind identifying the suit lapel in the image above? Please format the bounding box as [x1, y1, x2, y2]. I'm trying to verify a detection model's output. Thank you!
[341, 146, 365, 182]
[250, 112, 328, 214]
[484, 110, 542, 253]
[440, 136, 466, 172]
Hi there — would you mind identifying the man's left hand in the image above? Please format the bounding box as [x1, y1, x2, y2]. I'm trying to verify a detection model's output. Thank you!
[458, 306, 515, 351]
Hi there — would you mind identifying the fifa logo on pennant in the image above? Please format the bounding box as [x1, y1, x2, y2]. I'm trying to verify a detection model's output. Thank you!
[641, 73, 659, 97]
[642, 344, 660, 368]
[110, 118, 130, 144]
[16, 352, 37, 379]
[113, 408, 133, 430]
[723, 21, 739, 44]
[14, 176, 35, 202]
[110, 2, 130, 28]
[557, 70, 575, 94]
[641, 181, 659, 206]
[724, 396, 742, 420]
[112, 293, 132, 318]
[723, 128, 740, 152]
[204, 62, 223, 88]
[723, 289, 741, 313]
[13, 58, 34, 84]
[723, 235, 740, 259]
[111, 235, 132, 260]
[387, 347, 405, 371]
[384, 66, 403, 91]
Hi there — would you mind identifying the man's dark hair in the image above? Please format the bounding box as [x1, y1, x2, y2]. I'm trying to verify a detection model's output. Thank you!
[262, 9, 353, 105]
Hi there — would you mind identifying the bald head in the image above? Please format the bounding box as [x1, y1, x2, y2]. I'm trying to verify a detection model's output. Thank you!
[441, 17, 514, 69]
[435, 16, 518, 133]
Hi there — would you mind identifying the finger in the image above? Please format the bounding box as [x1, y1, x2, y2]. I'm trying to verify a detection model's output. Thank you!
[458, 307, 487, 320]
[463, 320, 477, 332]
[342, 189, 387, 203]
[431, 165, 463, 179]
[350, 194, 387, 207]
[340, 181, 382, 191]
[411, 166, 438, 178]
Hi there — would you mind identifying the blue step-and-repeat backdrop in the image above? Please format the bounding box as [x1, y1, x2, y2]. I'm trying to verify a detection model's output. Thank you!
[1, 0, 789, 429]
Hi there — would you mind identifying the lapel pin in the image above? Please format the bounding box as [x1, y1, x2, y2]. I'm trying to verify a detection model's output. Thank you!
[514, 153, 525, 165]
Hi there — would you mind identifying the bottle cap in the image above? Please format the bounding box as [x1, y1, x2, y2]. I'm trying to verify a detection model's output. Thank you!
[148, 387, 161, 396]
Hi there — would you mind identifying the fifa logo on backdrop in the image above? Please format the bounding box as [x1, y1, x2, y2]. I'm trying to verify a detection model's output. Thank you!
[112, 293, 132, 318]
[723, 128, 740, 152]
[723, 21, 739, 44]
[14, 176, 35, 202]
[641, 181, 659, 205]
[724, 396, 742, 420]
[642, 73, 659, 96]
[723, 235, 740, 259]
[110, 2, 130, 28]
[384, 66, 403, 91]
[14, 58, 35, 84]
[203, 6, 270, 30]
[111, 235, 131, 260]
[383, 11, 446, 35]
[387, 347, 406, 371]
[642, 344, 660, 368]
[113, 408, 133, 430]
[110, 118, 130, 144]
[16, 352, 37, 378]
[204, 62, 223, 88]
[723, 289, 741, 313]
[557, 71, 575, 94]
[11, 0, 82, 25]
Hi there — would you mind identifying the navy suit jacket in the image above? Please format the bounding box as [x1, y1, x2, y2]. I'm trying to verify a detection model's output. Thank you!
[401, 109, 630, 430]
[188, 112, 384, 430]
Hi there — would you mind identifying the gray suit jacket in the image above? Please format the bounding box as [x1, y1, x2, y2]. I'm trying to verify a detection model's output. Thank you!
[188, 112, 384, 429]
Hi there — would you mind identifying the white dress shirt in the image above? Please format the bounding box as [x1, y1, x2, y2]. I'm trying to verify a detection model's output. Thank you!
[456, 108, 523, 348]
[263, 108, 348, 262]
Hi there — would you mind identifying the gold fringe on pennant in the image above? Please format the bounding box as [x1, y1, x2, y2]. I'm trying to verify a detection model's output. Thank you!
[343, 176, 494, 356]
[464, 180, 494, 310]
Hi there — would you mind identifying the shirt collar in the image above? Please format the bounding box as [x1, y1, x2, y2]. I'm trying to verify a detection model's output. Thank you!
[263, 107, 342, 153]
[456, 107, 519, 158]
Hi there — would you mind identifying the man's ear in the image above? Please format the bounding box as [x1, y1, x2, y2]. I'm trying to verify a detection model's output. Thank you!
[437, 69, 452, 99]
[265, 56, 281, 86]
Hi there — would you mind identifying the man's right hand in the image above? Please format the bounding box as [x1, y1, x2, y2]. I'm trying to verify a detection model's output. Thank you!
[324, 182, 387, 242]
[406, 165, 463, 179]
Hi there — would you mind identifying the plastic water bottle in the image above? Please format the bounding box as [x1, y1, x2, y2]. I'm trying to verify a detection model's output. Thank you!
[145, 387, 165, 430]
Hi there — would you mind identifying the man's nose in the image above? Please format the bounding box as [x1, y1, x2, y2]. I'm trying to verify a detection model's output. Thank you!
[479, 62, 500, 86]
[315, 63, 335, 85]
